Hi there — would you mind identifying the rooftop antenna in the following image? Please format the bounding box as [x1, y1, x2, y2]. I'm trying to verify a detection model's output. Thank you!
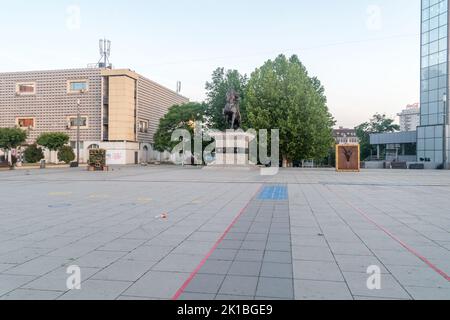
[176, 81, 182, 94]
[98, 38, 111, 68]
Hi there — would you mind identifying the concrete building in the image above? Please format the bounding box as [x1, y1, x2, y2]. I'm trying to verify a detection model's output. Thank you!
[398, 103, 420, 132]
[418, 0, 449, 167]
[333, 127, 359, 145]
[0, 68, 189, 164]
[370, 131, 418, 163]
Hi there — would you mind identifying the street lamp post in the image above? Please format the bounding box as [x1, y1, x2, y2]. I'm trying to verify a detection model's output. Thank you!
[76, 98, 81, 167]
[75, 89, 85, 167]
[443, 93, 447, 169]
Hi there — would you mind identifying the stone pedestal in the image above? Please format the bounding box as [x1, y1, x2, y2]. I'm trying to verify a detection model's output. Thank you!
[210, 131, 256, 166]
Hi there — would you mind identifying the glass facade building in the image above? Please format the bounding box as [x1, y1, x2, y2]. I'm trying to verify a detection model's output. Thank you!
[418, 0, 449, 165]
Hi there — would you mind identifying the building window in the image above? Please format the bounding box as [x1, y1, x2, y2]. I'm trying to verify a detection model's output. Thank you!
[70, 141, 84, 150]
[67, 116, 88, 128]
[68, 80, 88, 93]
[16, 83, 36, 95]
[16, 118, 35, 129]
[139, 120, 149, 133]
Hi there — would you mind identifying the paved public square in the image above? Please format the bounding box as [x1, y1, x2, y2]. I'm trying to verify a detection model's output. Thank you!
[0, 166, 449, 300]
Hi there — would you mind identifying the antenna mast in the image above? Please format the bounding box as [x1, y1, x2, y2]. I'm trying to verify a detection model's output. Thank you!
[98, 38, 112, 68]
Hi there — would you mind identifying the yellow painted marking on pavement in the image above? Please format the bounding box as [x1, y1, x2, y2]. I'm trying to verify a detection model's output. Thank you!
[137, 197, 153, 204]
[88, 194, 111, 199]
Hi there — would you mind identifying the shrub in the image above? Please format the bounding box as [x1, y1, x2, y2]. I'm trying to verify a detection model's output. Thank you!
[24, 144, 44, 163]
[58, 145, 75, 164]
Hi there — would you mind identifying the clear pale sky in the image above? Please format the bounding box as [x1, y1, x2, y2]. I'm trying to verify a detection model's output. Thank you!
[0, 0, 420, 128]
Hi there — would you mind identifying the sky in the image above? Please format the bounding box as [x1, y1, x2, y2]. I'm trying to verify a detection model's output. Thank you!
[0, 0, 421, 128]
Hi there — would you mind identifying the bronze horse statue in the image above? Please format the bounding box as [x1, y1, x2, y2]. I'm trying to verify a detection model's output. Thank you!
[223, 89, 241, 130]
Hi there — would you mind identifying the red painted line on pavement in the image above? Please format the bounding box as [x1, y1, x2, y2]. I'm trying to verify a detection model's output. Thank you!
[172, 185, 263, 300]
[328, 186, 450, 282]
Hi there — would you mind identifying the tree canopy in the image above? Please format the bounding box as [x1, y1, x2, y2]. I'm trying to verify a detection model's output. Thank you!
[154, 102, 207, 152]
[246, 54, 335, 165]
[0, 128, 27, 152]
[36, 132, 70, 151]
[205, 68, 248, 130]
[355, 113, 400, 160]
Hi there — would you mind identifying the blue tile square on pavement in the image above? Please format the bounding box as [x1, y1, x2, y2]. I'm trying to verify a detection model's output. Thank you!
[258, 185, 288, 200]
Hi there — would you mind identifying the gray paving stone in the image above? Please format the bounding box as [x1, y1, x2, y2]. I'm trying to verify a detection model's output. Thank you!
[292, 246, 335, 262]
[152, 254, 202, 273]
[0, 247, 52, 264]
[209, 249, 238, 261]
[293, 260, 344, 282]
[184, 274, 225, 294]
[91, 260, 154, 282]
[5, 256, 71, 276]
[199, 260, 233, 275]
[405, 286, 450, 300]
[241, 241, 267, 251]
[256, 277, 294, 299]
[179, 292, 216, 300]
[235, 250, 265, 262]
[58, 279, 132, 300]
[124, 271, 190, 299]
[266, 241, 291, 252]
[73, 251, 125, 269]
[228, 261, 262, 277]
[217, 240, 243, 250]
[263, 251, 292, 264]
[343, 272, 411, 299]
[260, 263, 293, 279]
[386, 265, 450, 288]
[328, 241, 373, 256]
[0, 289, 62, 300]
[98, 239, 147, 252]
[223, 232, 247, 241]
[215, 294, 253, 300]
[124, 246, 172, 262]
[22, 266, 100, 292]
[0, 274, 36, 296]
[245, 233, 268, 241]
[294, 280, 353, 300]
[219, 276, 258, 296]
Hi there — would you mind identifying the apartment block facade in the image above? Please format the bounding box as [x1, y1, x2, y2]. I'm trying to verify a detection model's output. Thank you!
[398, 103, 420, 132]
[0, 68, 188, 164]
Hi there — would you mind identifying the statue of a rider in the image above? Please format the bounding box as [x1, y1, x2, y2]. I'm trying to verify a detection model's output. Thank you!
[223, 89, 242, 130]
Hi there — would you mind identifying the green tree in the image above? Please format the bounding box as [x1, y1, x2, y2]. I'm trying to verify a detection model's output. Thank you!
[205, 68, 248, 130]
[355, 114, 400, 160]
[37, 132, 70, 164]
[58, 145, 75, 164]
[0, 128, 27, 165]
[246, 54, 335, 166]
[37, 132, 70, 151]
[24, 144, 44, 163]
[154, 102, 207, 152]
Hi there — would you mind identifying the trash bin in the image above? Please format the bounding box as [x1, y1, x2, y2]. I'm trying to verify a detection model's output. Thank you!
[40, 159, 46, 169]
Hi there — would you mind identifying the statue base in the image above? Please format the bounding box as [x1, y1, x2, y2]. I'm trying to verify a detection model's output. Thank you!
[208, 131, 256, 167]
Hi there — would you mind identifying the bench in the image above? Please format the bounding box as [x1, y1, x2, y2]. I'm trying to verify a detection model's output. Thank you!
[391, 162, 408, 169]
[409, 163, 425, 170]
